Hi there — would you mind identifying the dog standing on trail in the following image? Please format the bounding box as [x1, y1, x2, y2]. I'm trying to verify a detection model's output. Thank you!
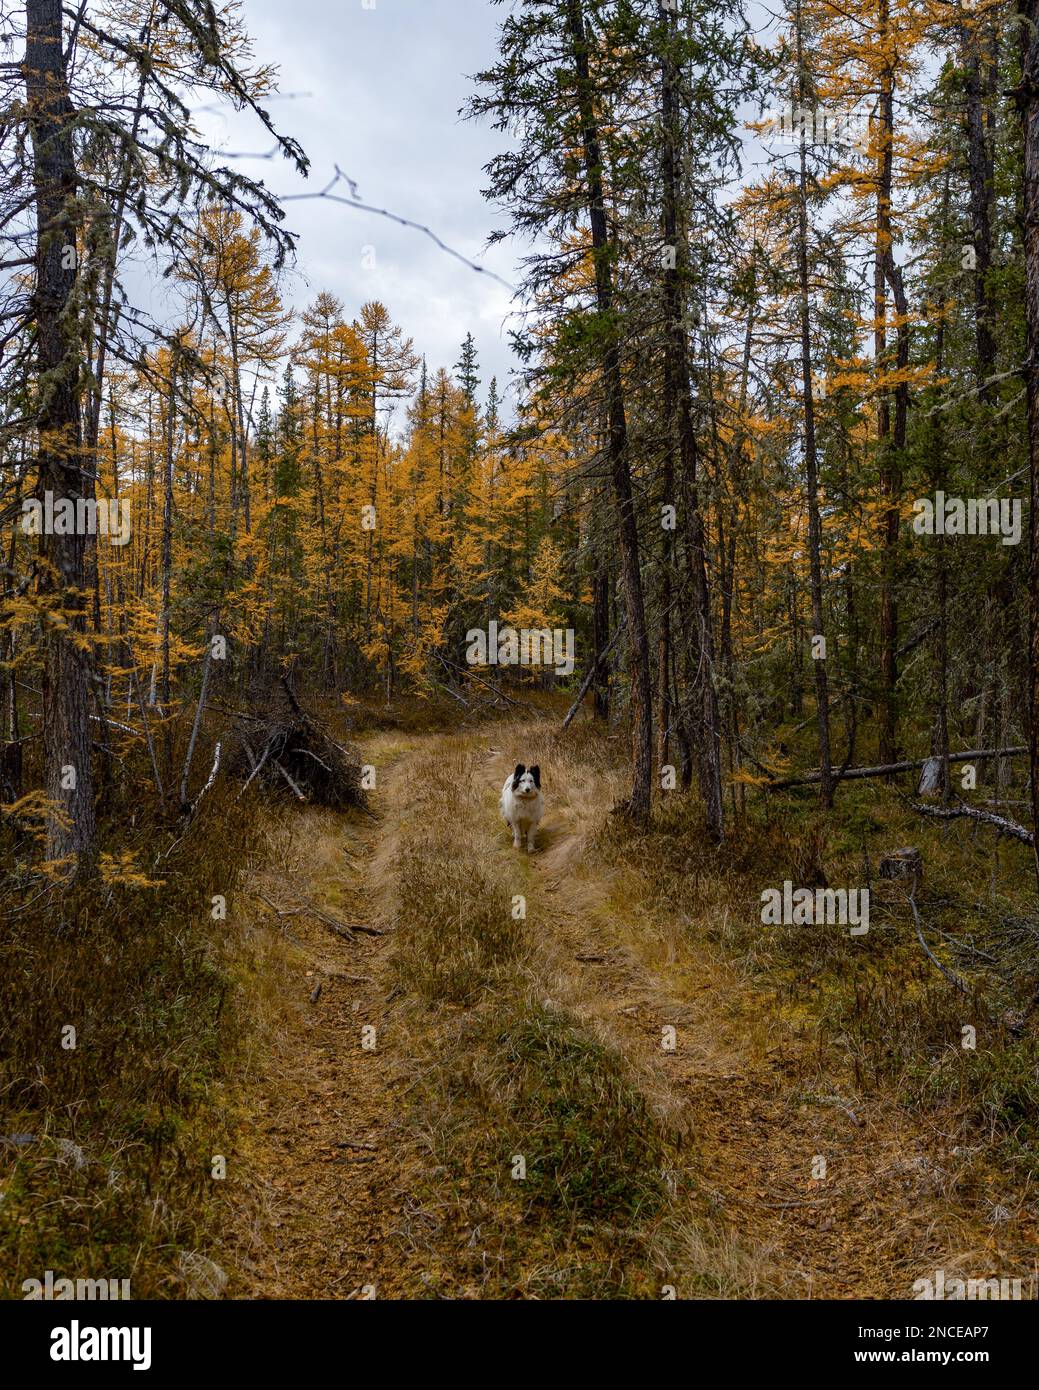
[501, 764, 543, 853]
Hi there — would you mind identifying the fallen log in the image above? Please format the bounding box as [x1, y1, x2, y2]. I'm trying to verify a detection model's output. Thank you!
[908, 800, 1034, 846]
[767, 746, 1027, 789]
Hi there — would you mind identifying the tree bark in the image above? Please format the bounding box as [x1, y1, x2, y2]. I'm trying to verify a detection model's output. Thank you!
[963, 22, 996, 394]
[565, 0, 653, 821]
[794, 0, 833, 808]
[876, 0, 901, 768]
[593, 480, 611, 722]
[25, 0, 97, 870]
[1019, 0, 1039, 886]
[657, 0, 724, 839]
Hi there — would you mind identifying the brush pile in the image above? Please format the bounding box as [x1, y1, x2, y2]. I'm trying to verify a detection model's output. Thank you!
[233, 677, 369, 813]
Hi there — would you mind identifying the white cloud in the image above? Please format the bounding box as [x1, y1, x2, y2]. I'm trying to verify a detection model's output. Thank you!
[209, 0, 523, 413]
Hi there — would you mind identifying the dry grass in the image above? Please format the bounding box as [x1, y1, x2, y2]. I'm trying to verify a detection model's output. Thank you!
[375, 732, 696, 1296]
[10, 702, 1036, 1301]
[578, 740, 1039, 1296]
[0, 749, 264, 1300]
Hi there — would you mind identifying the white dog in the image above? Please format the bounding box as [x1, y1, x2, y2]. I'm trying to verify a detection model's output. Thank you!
[500, 763, 543, 853]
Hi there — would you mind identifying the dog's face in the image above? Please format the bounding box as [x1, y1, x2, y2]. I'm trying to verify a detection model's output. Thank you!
[511, 763, 541, 799]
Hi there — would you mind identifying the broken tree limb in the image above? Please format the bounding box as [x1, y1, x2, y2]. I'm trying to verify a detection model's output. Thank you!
[272, 759, 307, 801]
[908, 800, 1034, 846]
[258, 892, 384, 939]
[434, 677, 470, 708]
[88, 714, 144, 740]
[908, 886, 971, 996]
[237, 735, 274, 799]
[562, 660, 603, 732]
[180, 612, 220, 809]
[303, 901, 385, 938]
[294, 745, 336, 776]
[188, 742, 221, 819]
[438, 652, 529, 708]
[562, 621, 625, 730]
[767, 746, 1027, 789]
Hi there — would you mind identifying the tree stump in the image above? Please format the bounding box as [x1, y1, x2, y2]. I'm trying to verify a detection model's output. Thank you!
[918, 757, 942, 797]
[879, 847, 922, 881]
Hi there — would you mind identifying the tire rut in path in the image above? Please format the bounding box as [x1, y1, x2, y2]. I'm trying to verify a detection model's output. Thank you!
[483, 739, 1008, 1299]
[232, 745, 416, 1299]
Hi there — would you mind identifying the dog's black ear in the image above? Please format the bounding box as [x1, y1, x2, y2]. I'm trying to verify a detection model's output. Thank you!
[512, 763, 525, 787]
[530, 765, 541, 788]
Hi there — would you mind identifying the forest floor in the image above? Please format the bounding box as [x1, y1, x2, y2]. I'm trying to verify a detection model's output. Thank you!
[222, 715, 1039, 1300]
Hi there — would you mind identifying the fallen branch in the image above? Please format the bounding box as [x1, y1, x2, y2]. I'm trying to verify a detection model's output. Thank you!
[908, 885, 971, 996]
[258, 892, 384, 939]
[231, 679, 370, 812]
[303, 899, 385, 938]
[89, 714, 145, 740]
[434, 677, 470, 708]
[237, 735, 274, 799]
[180, 612, 220, 808]
[188, 742, 221, 819]
[438, 652, 529, 708]
[272, 759, 307, 801]
[208, 702, 271, 723]
[562, 622, 625, 731]
[905, 889, 1031, 1034]
[768, 746, 1027, 789]
[808, 1094, 861, 1127]
[907, 799, 1034, 846]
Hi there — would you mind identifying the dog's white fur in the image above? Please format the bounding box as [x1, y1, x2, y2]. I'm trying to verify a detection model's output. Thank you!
[500, 764, 543, 853]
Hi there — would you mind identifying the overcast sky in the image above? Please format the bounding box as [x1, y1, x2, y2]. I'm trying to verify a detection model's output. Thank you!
[203, 0, 523, 425]
[199, 1, 790, 430]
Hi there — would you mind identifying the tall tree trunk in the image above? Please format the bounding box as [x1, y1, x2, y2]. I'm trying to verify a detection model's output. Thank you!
[657, 0, 724, 839]
[931, 174, 952, 803]
[1019, 0, 1039, 884]
[656, 431, 673, 770]
[876, 0, 900, 767]
[157, 345, 177, 719]
[25, 0, 97, 870]
[4, 480, 24, 798]
[593, 480, 611, 722]
[963, 22, 996, 395]
[794, 0, 833, 807]
[565, 0, 652, 821]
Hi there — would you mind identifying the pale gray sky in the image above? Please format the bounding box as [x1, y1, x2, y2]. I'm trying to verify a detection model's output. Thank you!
[205, 0, 523, 422]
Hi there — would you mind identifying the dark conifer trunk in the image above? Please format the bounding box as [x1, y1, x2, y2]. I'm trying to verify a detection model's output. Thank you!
[25, 0, 96, 869]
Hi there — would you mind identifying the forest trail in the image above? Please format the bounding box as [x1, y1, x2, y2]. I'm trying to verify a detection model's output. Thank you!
[226, 719, 1036, 1300]
[227, 738, 419, 1298]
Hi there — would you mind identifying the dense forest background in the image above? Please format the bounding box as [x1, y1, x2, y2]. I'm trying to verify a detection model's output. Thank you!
[5, 0, 1038, 855]
[3, 0, 1039, 1304]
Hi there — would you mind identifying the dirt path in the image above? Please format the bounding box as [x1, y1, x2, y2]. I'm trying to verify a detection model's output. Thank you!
[226, 721, 1037, 1300]
[228, 737, 422, 1299]
[494, 735, 1036, 1298]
